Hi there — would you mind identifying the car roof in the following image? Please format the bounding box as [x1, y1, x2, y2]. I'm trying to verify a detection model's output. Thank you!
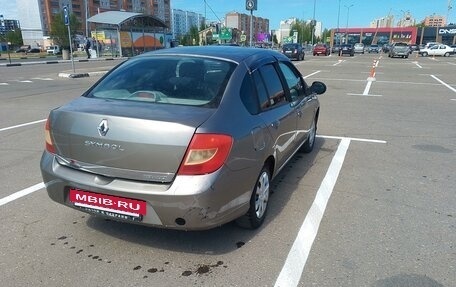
[138, 46, 288, 64]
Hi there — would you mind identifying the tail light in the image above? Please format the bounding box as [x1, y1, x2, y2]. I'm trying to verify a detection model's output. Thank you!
[178, 134, 233, 175]
[45, 117, 55, 153]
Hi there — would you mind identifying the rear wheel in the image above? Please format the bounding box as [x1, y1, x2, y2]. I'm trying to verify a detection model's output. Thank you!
[444, 52, 450, 57]
[422, 52, 428, 57]
[236, 165, 271, 229]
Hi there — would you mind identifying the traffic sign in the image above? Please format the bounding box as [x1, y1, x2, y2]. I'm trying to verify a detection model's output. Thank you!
[240, 34, 247, 42]
[246, 0, 257, 11]
[220, 27, 232, 40]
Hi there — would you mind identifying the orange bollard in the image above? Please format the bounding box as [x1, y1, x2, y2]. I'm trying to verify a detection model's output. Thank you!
[369, 59, 377, 78]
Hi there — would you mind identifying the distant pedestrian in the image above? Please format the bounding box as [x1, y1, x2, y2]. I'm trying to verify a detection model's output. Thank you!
[85, 37, 91, 59]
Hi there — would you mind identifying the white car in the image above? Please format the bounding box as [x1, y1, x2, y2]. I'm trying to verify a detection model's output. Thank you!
[419, 44, 454, 57]
[46, 45, 61, 55]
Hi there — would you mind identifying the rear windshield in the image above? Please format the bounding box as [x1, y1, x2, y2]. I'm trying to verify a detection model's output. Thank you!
[394, 43, 408, 46]
[283, 44, 299, 49]
[87, 56, 236, 107]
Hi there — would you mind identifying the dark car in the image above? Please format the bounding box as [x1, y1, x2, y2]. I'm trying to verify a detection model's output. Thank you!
[313, 44, 330, 56]
[40, 46, 326, 230]
[28, 47, 42, 53]
[368, 44, 380, 53]
[331, 44, 341, 54]
[339, 44, 354, 56]
[15, 45, 31, 53]
[382, 44, 391, 53]
[281, 43, 305, 60]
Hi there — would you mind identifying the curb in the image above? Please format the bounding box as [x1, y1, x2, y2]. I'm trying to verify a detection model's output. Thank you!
[58, 71, 108, 78]
[0, 57, 126, 67]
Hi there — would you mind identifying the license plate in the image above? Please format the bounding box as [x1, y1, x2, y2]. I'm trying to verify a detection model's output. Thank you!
[69, 188, 146, 221]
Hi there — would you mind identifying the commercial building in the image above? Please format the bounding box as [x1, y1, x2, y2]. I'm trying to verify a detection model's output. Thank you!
[330, 26, 456, 46]
[15, 0, 171, 47]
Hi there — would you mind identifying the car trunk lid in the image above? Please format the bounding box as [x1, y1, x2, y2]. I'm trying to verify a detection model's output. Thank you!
[49, 97, 214, 183]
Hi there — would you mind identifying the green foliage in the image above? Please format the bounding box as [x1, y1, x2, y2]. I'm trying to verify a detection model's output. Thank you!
[2, 29, 23, 46]
[49, 12, 81, 49]
[290, 20, 312, 44]
[179, 25, 200, 46]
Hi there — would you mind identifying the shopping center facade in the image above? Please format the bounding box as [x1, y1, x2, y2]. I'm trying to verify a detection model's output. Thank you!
[330, 26, 456, 46]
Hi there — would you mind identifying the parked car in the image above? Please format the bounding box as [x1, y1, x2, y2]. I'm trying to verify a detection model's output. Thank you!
[313, 44, 330, 56]
[331, 44, 341, 54]
[46, 45, 61, 55]
[367, 44, 380, 53]
[388, 42, 410, 58]
[419, 44, 455, 57]
[281, 43, 305, 61]
[339, 44, 354, 56]
[15, 45, 31, 53]
[28, 47, 42, 53]
[409, 44, 420, 52]
[40, 46, 327, 230]
[382, 44, 391, 53]
[354, 43, 365, 54]
[450, 44, 456, 53]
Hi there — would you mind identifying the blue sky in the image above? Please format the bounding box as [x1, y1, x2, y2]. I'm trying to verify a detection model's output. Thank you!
[1, 0, 453, 30]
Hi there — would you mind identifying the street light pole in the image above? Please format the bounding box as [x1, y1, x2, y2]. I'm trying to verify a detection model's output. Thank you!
[337, 0, 341, 45]
[311, 0, 316, 45]
[345, 4, 354, 44]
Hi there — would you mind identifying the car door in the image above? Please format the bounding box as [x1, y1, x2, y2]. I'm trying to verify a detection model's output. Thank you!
[277, 62, 316, 146]
[253, 63, 296, 169]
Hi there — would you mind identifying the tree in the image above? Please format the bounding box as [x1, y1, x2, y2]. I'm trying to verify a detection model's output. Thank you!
[49, 12, 81, 49]
[290, 20, 312, 44]
[2, 29, 23, 48]
[272, 34, 278, 45]
[188, 25, 200, 46]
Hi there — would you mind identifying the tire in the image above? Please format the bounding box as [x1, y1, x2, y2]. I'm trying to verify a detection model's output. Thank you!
[422, 52, 428, 57]
[444, 52, 450, 57]
[236, 165, 271, 229]
[300, 118, 316, 153]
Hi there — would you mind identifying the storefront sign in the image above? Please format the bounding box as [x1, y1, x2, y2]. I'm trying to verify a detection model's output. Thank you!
[438, 28, 456, 35]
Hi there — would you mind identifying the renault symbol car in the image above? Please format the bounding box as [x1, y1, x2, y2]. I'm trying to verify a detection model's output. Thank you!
[40, 46, 326, 230]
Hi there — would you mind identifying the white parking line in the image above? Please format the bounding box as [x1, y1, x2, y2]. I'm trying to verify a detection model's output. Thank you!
[274, 138, 351, 287]
[0, 182, 45, 207]
[303, 71, 321, 79]
[430, 75, 456, 93]
[413, 61, 423, 68]
[275, 135, 385, 286]
[0, 119, 47, 132]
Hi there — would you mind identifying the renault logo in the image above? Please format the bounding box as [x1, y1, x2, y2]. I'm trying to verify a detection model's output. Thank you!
[97, 119, 109, 136]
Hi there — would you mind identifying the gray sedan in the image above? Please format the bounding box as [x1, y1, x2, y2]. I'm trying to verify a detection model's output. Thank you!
[40, 46, 326, 230]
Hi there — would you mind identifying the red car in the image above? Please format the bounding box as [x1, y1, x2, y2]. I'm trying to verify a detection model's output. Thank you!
[313, 44, 330, 56]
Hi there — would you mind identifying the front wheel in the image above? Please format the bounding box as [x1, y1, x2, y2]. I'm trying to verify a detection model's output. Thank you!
[300, 118, 316, 153]
[421, 52, 428, 57]
[236, 166, 271, 229]
[444, 52, 450, 57]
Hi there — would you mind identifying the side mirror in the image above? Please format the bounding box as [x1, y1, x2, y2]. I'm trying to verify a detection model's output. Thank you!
[310, 81, 327, 95]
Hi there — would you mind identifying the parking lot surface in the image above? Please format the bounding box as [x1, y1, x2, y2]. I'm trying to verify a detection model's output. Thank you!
[1, 52, 455, 287]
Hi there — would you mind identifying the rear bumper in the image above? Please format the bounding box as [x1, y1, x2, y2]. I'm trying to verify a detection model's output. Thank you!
[40, 151, 254, 230]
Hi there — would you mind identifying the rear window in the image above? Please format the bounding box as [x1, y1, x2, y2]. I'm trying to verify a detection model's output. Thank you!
[87, 56, 236, 107]
[394, 43, 408, 47]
